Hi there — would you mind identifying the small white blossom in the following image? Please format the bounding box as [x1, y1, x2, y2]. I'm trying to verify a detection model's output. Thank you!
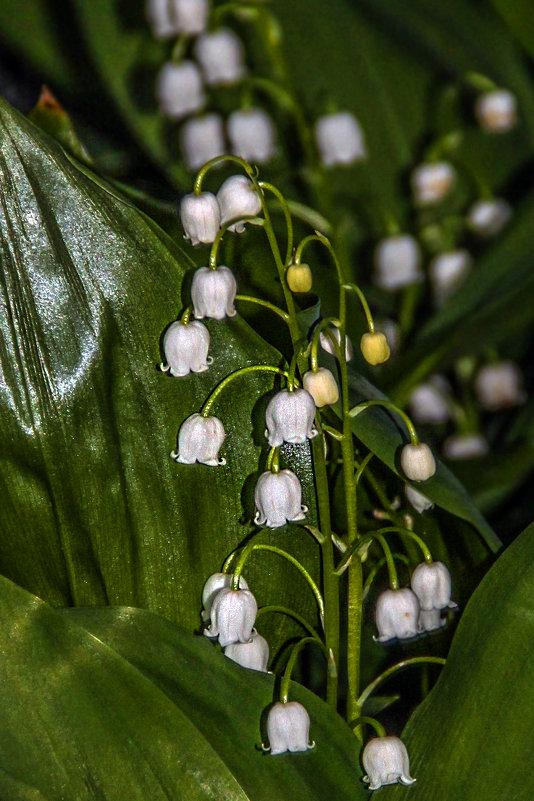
[430, 249, 472, 306]
[204, 587, 257, 647]
[216, 175, 262, 233]
[475, 89, 517, 133]
[418, 608, 446, 633]
[156, 61, 205, 119]
[400, 443, 436, 482]
[194, 28, 246, 86]
[443, 433, 489, 460]
[314, 112, 367, 166]
[172, 412, 226, 466]
[161, 320, 212, 376]
[180, 114, 226, 171]
[254, 470, 307, 528]
[467, 198, 512, 236]
[374, 588, 421, 642]
[265, 388, 317, 448]
[201, 572, 248, 622]
[227, 108, 277, 164]
[474, 361, 526, 411]
[146, 0, 209, 37]
[266, 701, 314, 755]
[411, 161, 456, 205]
[146, 0, 177, 38]
[408, 378, 450, 424]
[224, 631, 269, 672]
[374, 235, 423, 291]
[319, 325, 353, 361]
[191, 265, 237, 319]
[411, 561, 457, 611]
[405, 485, 434, 514]
[302, 368, 339, 407]
[180, 191, 221, 246]
[362, 736, 416, 790]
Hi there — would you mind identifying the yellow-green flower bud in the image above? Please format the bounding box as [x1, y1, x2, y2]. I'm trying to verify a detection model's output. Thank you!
[286, 263, 312, 293]
[360, 332, 391, 366]
[303, 368, 339, 407]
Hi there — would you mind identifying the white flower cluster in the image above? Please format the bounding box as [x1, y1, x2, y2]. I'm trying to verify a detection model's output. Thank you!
[180, 174, 262, 245]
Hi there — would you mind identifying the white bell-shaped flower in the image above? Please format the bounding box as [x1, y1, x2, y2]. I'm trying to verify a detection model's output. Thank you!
[467, 198, 512, 236]
[224, 631, 269, 672]
[374, 587, 421, 642]
[191, 265, 237, 319]
[475, 89, 517, 133]
[204, 587, 257, 647]
[266, 701, 313, 755]
[146, 0, 176, 38]
[474, 361, 525, 411]
[302, 368, 339, 407]
[201, 572, 248, 622]
[194, 28, 246, 86]
[161, 320, 212, 376]
[156, 61, 205, 119]
[400, 443, 436, 482]
[411, 561, 457, 611]
[314, 112, 367, 167]
[216, 175, 262, 233]
[180, 191, 221, 246]
[146, 0, 209, 37]
[443, 433, 489, 460]
[430, 249, 472, 306]
[254, 470, 307, 528]
[405, 484, 434, 514]
[319, 325, 353, 361]
[172, 413, 226, 466]
[411, 161, 456, 205]
[227, 108, 277, 164]
[418, 608, 446, 633]
[374, 235, 423, 291]
[180, 114, 226, 171]
[408, 378, 450, 424]
[362, 736, 416, 790]
[265, 388, 317, 448]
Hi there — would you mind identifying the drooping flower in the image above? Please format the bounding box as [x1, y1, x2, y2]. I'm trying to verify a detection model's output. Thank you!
[360, 332, 391, 366]
[172, 413, 226, 466]
[362, 736, 416, 790]
[442, 433, 489, 460]
[265, 702, 314, 755]
[216, 175, 262, 233]
[408, 378, 450, 425]
[265, 389, 317, 448]
[411, 161, 456, 205]
[286, 262, 312, 293]
[314, 111, 367, 166]
[191, 266, 237, 319]
[429, 250, 472, 306]
[224, 631, 269, 672]
[302, 368, 339, 407]
[411, 561, 457, 611]
[400, 443, 436, 482]
[156, 61, 205, 119]
[467, 198, 512, 236]
[254, 470, 307, 528]
[474, 361, 526, 411]
[201, 572, 249, 622]
[405, 485, 434, 514]
[194, 28, 246, 86]
[180, 114, 226, 171]
[161, 320, 212, 376]
[204, 587, 257, 647]
[475, 89, 517, 133]
[374, 235, 423, 291]
[418, 608, 446, 633]
[180, 191, 221, 246]
[227, 108, 277, 164]
[319, 325, 353, 361]
[146, 0, 209, 38]
[374, 587, 420, 642]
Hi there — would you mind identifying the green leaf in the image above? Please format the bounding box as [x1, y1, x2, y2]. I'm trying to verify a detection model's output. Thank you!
[0, 574, 365, 800]
[388, 523, 534, 800]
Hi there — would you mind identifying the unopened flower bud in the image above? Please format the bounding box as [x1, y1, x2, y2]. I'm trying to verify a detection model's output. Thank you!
[362, 736, 416, 790]
[430, 249, 472, 306]
[374, 588, 420, 643]
[314, 112, 366, 167]
[204, 587, 257, 647]
[411, 561, 457, 611]
[156, 61, 205, 119]
[254, 470, 307, 528]
[474, 361, 525, 411]
[228, 108, 276, 164]
[224, 631, 269, 672]
[319, 326, 353, 361]
[443, 433, 489, 460]
[201, 572, 248, 621]
[302, 368, 339, 407]
[475, 89, 517, 133]
[161, 320, 212, 376]
[180, 191, 221, 246]
[172, 413, 226, 466]
[265, 388, 317, 447]
[374, 235, 423, 291]
[405, 485, 434, 514]
[180, 114, 226, 171]
[266, 701, 313, 755]
[286, 262, 312, 293]
[191, 265, 237, 320]
[216, 175, 262, 233]
[400, 443, 436, 482]
[360, 332, 390, 366]
[408, 378, 450, 425]
[194, 28, 246, 86]
[467, 198, 512, 236]
[411, 161, 456, 205]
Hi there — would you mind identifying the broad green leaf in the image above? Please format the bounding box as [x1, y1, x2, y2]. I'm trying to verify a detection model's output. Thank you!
[0, 574, 364, 801]
[388, 523, 534, 800]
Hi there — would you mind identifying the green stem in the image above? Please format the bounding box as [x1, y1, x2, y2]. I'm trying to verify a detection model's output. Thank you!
[363, 553, 410, 600]
[266, 447, 279, 473]
[235, 294, 290, 323]
[180, 306, 192, 324]
[354, 452, 374, 487]
[375, 535, 399, 590]
[208, 216, 265, 270]
[310, 317, 342, 370]
[280, 637, 328, 703]
[256, 606, 322, 643]
[336, 526, 432, 575]
[342, 282, 375, 332]
[349, 400, 419, 446]
[358, 657, 446, 708]
[259, 181, 294, 264]
[350, 717, 387, 739]
[194, 154, 254, 194]
[294, 232, 344, 288]
[201, 365, 289, 417]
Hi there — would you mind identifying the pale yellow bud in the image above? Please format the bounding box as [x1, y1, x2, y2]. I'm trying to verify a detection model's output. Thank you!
[302, 368, 339, 407]
[286, 263, 312, 293]
[360, 332, 390, 365]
